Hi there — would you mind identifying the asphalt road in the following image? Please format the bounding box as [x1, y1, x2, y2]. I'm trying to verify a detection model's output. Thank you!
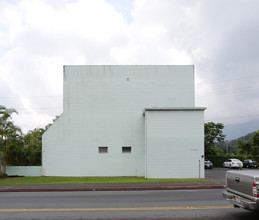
[205, 167, 229, 180]
[1, 189, 259, 219]
[205, 167, 255, 181]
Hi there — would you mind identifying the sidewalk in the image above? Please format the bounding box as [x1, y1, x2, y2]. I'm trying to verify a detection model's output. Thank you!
[0, 178, 225, 192]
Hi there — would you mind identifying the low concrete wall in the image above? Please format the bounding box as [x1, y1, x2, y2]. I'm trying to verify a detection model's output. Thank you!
[6, 166, 42, 176]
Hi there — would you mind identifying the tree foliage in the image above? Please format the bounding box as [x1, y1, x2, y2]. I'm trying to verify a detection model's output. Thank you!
[0, 105, 21, 173]
[253, 131, 259, 146]
[236, 130, 259, 158]
[204, 122, 226, 155]
[0, 105, 54, 174]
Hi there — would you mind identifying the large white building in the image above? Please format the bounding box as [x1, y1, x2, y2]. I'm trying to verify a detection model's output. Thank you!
[42, 65, 206, 178]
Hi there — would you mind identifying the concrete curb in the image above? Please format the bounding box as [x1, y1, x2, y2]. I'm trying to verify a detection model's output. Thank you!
[0, 185, 225, 192]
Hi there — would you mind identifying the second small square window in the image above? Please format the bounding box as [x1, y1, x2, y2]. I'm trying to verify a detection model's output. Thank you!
[122, 146, 131, 153]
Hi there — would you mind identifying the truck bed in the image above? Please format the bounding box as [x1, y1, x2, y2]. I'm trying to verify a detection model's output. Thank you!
[223, 169, 259, 211]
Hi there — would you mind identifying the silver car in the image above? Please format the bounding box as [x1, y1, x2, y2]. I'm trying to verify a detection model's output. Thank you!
[223, 159, 243, 168]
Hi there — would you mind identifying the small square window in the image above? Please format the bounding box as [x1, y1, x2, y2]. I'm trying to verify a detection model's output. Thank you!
[122, 146, 131, 153]
[99, 147, 108, 153]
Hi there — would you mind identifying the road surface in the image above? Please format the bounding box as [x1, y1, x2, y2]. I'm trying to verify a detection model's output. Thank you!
[0, 189, 258, 219]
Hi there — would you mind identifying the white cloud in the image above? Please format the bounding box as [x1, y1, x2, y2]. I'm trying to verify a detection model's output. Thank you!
[0, 0, 129, 132]
[0, 0, 259, 139]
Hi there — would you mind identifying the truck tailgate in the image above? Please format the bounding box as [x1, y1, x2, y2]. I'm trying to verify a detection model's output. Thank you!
[226, 170, 259, 197]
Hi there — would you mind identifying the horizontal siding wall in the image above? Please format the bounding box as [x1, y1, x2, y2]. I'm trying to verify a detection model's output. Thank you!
[145, 110, 205, 179]
[43, 65, 195, 177]
[6, 166, 42, 176]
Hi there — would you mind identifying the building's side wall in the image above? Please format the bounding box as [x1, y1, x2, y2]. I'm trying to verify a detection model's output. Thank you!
[42, 65, 195, 176]
[145, 110, 205, 179]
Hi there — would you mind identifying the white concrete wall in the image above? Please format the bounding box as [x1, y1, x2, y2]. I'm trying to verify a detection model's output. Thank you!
[43, 65, 195, 176]
[145, 109, 205, 179]
[6, 166, 42, 176]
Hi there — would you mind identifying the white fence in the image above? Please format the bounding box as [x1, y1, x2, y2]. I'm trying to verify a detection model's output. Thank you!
[6, 166, 42, 176]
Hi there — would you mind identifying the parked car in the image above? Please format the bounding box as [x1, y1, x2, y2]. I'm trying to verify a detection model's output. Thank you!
[223, 159, 243, 168]
[204, 159, 213, 169]
[243, 159, 258, 168]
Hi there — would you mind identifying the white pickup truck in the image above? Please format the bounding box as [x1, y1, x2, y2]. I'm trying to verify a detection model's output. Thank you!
[222, 170, 259, 211]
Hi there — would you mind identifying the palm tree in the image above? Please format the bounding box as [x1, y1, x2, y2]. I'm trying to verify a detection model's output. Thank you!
[0, 105, 20, 173]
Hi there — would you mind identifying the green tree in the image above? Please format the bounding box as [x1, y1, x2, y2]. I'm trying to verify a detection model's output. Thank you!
[23, 128, 45, 165]
[236, 139, 252, 156]
[252, 130, 259, 147]
[5, 137, 24, 166]
[204, 122, 226, 155]
[0, 105, 60, 170]
[0, 105, 21, 173]
[249, 130, 259, 157]
[236, 130, 259, 158]
[250, 145, 259, 158]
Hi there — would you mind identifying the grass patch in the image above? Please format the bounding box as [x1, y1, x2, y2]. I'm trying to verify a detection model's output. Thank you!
[0, 176, 206, 185]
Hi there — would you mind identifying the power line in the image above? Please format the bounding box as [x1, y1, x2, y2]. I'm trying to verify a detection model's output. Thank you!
[16, 107, 63, 110]
[0, 96, 62, 99]
[197, 85, 259, 97]
[206, 74, 259, 85]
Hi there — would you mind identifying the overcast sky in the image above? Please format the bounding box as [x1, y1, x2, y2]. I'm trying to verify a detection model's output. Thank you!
[1, 0, 259, 140]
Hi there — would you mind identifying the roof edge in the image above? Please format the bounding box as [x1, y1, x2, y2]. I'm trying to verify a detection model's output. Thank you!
[143, 107, 206, 115]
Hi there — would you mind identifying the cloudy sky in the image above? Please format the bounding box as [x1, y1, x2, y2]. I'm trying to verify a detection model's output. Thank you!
[1, 0, 259, 140]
